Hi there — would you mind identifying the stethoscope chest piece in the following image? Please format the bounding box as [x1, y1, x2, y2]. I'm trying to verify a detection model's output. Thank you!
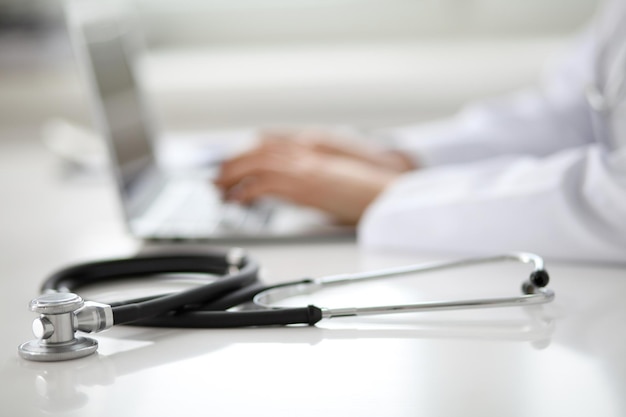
[18, 293, 101, 362]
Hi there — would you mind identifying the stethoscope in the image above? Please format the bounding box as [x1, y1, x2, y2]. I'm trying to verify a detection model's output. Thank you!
[18, 249, 554, 362]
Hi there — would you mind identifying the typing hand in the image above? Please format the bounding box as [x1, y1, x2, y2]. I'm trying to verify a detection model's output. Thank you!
[214, 136, 400, 225]
[259, 127, 415, 172]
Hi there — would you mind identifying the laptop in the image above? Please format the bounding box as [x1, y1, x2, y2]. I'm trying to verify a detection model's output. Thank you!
[66, 3, 353, 242]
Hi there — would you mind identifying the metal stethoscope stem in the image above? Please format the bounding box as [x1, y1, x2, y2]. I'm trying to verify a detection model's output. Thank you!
[253, 252, 553, 318]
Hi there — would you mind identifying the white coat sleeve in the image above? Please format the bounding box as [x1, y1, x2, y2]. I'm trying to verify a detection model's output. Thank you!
[358, 146, 626, 263]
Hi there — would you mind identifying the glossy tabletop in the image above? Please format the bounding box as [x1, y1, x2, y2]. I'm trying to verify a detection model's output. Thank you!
[1, 131, 625, 417]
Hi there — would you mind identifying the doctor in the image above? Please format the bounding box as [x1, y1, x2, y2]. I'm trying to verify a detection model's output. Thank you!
[215, 0, 626, 263]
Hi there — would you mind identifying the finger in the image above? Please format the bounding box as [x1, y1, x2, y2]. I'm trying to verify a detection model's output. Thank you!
[216, 152, 282, 190]
[216, 147, 308, 193]
[232, 173, 297, 205]
[307, 139, 348, 156]
[293, 130, 365, 159]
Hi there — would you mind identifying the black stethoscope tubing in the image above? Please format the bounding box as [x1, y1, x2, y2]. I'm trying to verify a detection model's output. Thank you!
[42, 252, 323, 328]
[39, 250, 552, 329]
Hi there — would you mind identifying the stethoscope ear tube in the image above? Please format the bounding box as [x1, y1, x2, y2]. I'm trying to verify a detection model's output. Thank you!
[254, 252, 553, 318]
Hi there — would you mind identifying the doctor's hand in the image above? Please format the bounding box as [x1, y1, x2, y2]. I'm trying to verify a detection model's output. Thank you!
[214, 138, 401, 225]
[258, 128, 415, 173]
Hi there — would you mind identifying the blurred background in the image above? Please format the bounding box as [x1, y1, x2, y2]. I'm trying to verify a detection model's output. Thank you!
[0, 0, 602, 136]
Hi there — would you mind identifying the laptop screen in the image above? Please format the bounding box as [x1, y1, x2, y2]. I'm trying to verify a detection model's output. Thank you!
[82, 22, 155, 195]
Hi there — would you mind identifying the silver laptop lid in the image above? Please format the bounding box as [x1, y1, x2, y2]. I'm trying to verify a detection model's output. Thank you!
[66, 2, 164, 222]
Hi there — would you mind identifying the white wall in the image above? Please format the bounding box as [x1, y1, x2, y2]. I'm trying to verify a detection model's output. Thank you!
[136, 0, 599, 46]
[134, 0, 601, 130]
[0, 0, 603, 131]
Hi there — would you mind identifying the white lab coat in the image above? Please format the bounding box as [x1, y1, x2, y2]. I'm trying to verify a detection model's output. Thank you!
[359, 0, 626, 263]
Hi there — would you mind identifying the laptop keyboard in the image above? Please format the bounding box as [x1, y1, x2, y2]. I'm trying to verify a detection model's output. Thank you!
[137, 179, 274, 239]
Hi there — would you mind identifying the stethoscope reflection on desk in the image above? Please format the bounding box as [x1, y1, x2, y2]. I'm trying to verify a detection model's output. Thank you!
[18, 249, 554, 362]
[19, 317, 555, 414]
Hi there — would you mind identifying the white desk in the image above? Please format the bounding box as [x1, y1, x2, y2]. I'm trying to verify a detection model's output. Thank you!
[1, 130, 625, 417]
